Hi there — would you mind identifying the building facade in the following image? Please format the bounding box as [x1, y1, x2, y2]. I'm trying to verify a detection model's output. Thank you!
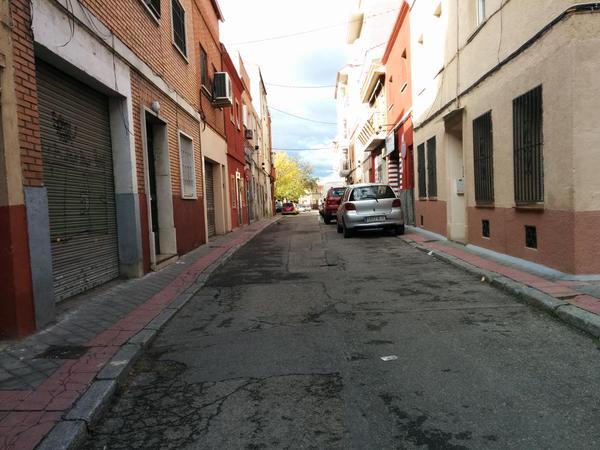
[222, 47, 248, 228]
[410, 0, 600, 274]
[382, 1, 415, 225]
[1, 0, 248, 338]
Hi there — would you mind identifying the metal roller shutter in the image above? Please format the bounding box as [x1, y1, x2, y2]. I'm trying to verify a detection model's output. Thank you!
[37, 60, 119, 301]
[205, 162, 216, 237]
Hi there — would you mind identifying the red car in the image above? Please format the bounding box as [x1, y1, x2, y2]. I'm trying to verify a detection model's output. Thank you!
[281, 202, 299, 215]
[323, 187, 346, 224]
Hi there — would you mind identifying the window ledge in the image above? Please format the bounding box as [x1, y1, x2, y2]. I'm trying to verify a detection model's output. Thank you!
[181, 195, 198, 201]
[514, 203, 544, 211]
[201, 85, 212, 99]
[475, 203, 495, 209]
[172, 43, 189, 64]
[139, 1, 161, 25]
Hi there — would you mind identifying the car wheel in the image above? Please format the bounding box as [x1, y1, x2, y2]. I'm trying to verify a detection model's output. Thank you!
[343, 221, 353, 238]
[396, 224, 405, 235]
[337, 222, 343, 233]
[324, 215, 331, 225]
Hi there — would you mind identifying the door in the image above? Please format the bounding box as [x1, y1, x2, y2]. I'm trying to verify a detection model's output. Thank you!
[236, 176, 243, 226]
[205, 162, 216, 237]
[37, 60, 119, 300]
[145, 118, 160, 255]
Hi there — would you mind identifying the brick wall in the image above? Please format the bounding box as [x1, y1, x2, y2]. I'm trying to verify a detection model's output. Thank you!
[81, 0, 199, 111]
[192, 0, 225, 137]
[10, 0, 43, 187]
[131, 70, 203, 197]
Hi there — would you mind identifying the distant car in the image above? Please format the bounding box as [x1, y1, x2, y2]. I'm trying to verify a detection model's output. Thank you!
[323, 187, 347, 224]
[275, 201, 282, 213]
[281, 202, 299, 215]
[336, 183, 404, 238]
[318, 199, 325, 216]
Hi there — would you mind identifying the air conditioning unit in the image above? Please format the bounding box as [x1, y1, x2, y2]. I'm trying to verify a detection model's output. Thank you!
[212, 72, 232, 107]
[245, 129, 253, 139]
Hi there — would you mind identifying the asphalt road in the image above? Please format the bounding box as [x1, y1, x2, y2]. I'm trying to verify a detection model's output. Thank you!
[85, 212, 600, 450]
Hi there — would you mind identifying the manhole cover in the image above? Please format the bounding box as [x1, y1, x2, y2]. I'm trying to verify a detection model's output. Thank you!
[37, 345, 89, 360]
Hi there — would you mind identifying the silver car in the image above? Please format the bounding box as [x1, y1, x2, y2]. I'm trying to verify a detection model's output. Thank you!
[336, 183, 404, 238]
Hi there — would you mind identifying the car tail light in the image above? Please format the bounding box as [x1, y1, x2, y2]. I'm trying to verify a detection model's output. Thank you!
[345, 202, 356, 211]
[392, 199, 401, 208]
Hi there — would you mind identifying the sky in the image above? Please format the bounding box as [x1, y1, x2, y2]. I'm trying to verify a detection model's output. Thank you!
[218, 0, 354, 183]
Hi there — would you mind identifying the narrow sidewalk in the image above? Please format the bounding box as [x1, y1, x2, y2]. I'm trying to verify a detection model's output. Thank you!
[0, 217, 279, 450]
[401, 228, 600, 339]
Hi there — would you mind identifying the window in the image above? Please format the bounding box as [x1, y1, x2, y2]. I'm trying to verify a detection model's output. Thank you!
[417, 143, 426, 198]
[477, 0, 486, 25]
[473, 111, 494, 203]
[235, 101, 240, 130]
[171, 0, 187, 57]
[482, 220, 490, 238]
[525, 225, 537, 249]
[426, 136, 437, 198]
[179, 132, 196, 198]
[513, 85, 543, 204]
[350, 185, 395, 201]
[142, 0, 161, 19]
[200, 46, 209, 91]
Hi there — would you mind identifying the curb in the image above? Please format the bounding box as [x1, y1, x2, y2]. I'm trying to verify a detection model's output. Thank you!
[400, 237, 600, 339]
[37, 218, 279, 449]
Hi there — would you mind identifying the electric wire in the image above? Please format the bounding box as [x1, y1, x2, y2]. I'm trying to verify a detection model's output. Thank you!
[269, 106, 337, 125]
[228, 8, 399, 46]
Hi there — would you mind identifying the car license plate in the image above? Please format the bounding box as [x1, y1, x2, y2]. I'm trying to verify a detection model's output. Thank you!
[364, 215, 385, 223]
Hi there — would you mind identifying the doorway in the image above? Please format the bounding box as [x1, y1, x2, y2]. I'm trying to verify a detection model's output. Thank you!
[144, 111, 176, 267]
[444, 111, 467, 243]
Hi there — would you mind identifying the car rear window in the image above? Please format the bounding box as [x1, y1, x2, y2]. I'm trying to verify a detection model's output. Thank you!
[350, 185, 396, 201]
[331, 188, 346, 197]
[283, 203, 293, 207]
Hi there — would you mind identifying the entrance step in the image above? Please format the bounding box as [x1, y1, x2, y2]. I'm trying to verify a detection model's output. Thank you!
[153, 253, 178, 271]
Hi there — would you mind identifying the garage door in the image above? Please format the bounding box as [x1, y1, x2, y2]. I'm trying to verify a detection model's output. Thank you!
[205, 162, 216, 237]
[37, 60, 119, 301]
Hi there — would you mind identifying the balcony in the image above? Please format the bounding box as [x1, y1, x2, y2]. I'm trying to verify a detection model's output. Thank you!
[356, 109, 386, 152]
[339, 159, 351, 178]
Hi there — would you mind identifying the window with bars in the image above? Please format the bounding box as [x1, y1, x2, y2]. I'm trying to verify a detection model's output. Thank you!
[513, 85, 543, 204]
[473, 111, 494, 203]
[426, 136, 437, 198]
[171, 0, 187, 57]
[179, 132, 196, 198]
[142, 0, 161, 18]
[417, 143, 426, 198]
[200, 46, 208, 90]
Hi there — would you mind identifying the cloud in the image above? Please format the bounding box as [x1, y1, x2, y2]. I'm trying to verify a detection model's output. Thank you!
[219, 0, 353, 182]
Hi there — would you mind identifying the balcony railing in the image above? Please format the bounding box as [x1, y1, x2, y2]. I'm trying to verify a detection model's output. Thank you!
[356, 109, 386, 152]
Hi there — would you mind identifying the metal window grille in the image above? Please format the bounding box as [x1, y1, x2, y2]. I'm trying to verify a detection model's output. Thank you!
[513, 85, 543, 204]
[417, 143, 426, 197]
[426, 136, 437, 197]
[482, 219, 490, 238]
[525, 225, 537, 249]
[172, 0, 187, 56]
[179, 134, 195, 198]
[473, 111, 494, 203]
[143, 0, 161, 17]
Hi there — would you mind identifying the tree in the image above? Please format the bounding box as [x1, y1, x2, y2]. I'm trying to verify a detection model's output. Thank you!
[274, 152, 317, 201]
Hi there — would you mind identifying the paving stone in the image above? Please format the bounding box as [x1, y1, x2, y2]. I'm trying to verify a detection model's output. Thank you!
[128, 329, 157, 347]
[66, 380, 117, 425]
[97, 345, 141, 383]
[145, 309, 178, 331]
[37, 420, 87, 450]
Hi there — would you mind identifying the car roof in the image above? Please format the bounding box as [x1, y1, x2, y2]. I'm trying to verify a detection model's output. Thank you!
[347, 183, 391, 188]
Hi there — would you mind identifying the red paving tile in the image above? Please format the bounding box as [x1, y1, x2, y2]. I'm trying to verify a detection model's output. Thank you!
[0, 218, 277, 449]
[569, 295, 600, 315]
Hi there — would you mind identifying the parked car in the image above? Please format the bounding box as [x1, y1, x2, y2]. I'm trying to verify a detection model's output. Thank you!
[318, 199, 325, 216]
[336, 183, 404, 238]
[323, 187, 347, 224]
[281, 202, 299, 215]
[275, 200, 282, 213]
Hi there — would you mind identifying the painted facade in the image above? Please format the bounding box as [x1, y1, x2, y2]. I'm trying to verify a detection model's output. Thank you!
[410, 0, 600, 274]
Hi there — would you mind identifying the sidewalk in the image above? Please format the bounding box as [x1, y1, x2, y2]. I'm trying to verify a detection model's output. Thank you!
[0, 217, 279, 450]
[401, 227, 600, 339]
